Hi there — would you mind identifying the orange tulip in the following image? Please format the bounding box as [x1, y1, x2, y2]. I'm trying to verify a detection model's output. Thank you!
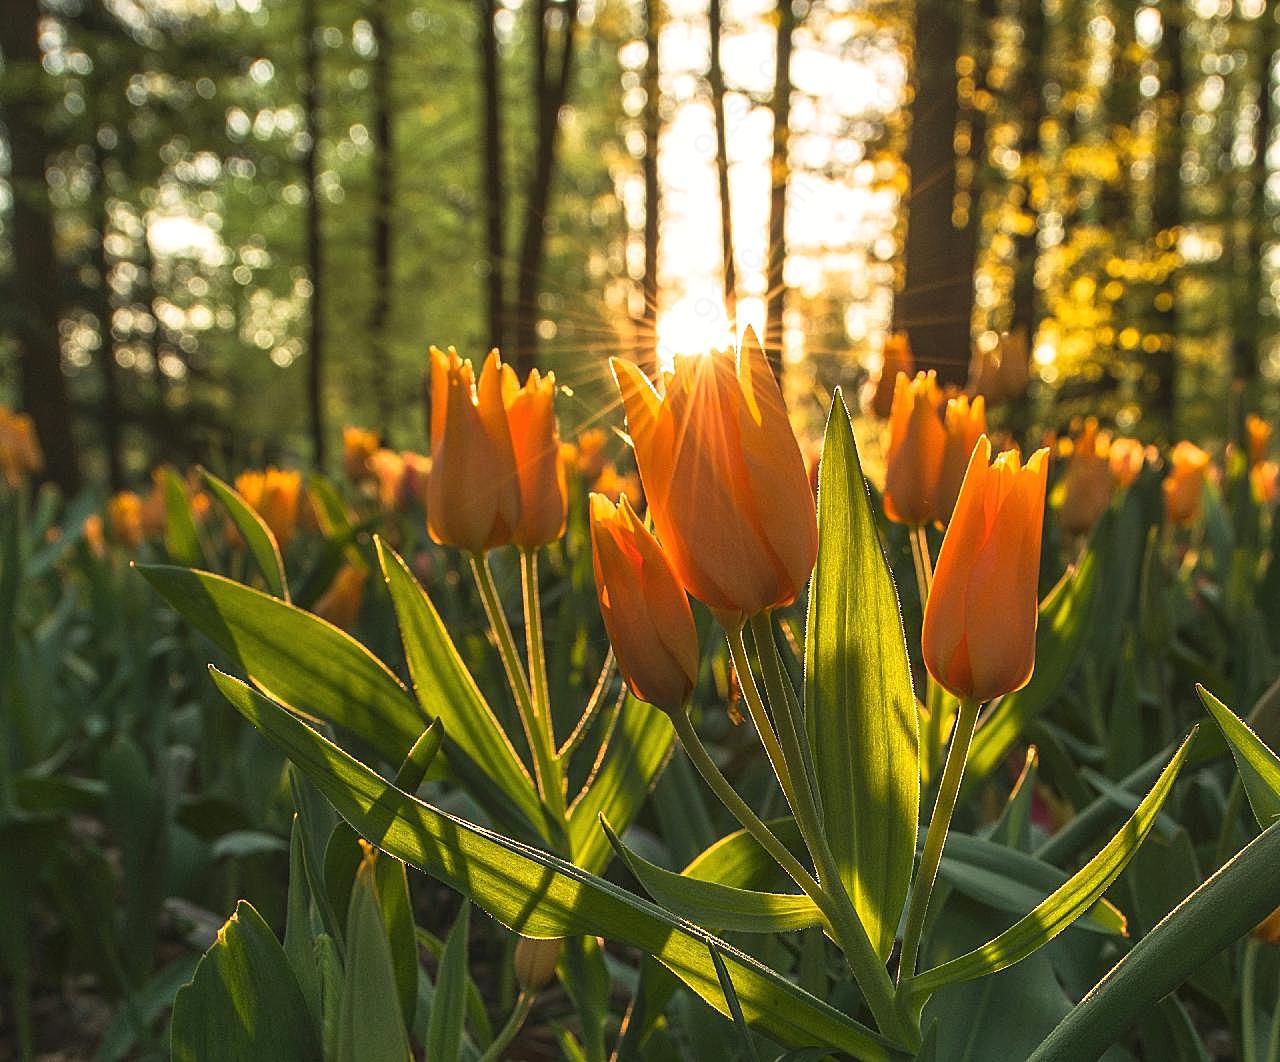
[141, 471, 169, 541]
[869, 332, 914, 419]
[1246, 414, 1272, 466]
[611, 328, 818, 624]
[1162, 441, 1211, 526]
[502, 366, 568, 548]
[107, 492, 145, 550]
[400, 451, 431, 509]
[593, 463, 642, 504]
[884, 371, 946, 526]
[589, 493, 699, 714]
[427, 346, 520, 554]
[313, 563, 367, 630]
[343, 426, 380, 482]
[1255, 904, 1280, 945]
[1058, 418, 1114, 536]
[1252, 460, 1278, 507]
[936, 394, 986, 522]
[233, 468, 303, 548]
[0, 408, 43, 487]
[574, 428, 609, 482]
[922, 436, 1050, 702]
[83, 513, 107, 559]
[1108, 437, 1146, 489]
[368, 448, 406, 510]
[967, 328, 1030, 405]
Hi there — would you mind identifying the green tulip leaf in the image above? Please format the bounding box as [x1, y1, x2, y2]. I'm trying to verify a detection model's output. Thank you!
[1196, 684, 1280, 829]
[425, 902, 470, 1062]
[161, 468, 204, 567]
[201, 468, 289, 600]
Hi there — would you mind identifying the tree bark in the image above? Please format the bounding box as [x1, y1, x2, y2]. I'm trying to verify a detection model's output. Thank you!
[763, 0, 795, 381]
[894, 0, 978, 387]
[640, 0, 661, 372]
[1010, 0, 1044, 336]
[513, 0, 580, 377]
[0, 0, 82, 493]
[369, 0, 395, 442]
[302, 0, 327, 467]
[478, 0, 506, 354]
[709, 0, 736, 319]
[90, 182, 125, 490]
[1149, 1, 1183, 430]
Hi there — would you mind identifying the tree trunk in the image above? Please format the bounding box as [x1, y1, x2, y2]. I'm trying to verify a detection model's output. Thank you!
[894, 0, 978, 387]
[1010, 0, 1045, 336]
[709, 0, 736, 319]
[763, 0, 795, 381]
[513, 0, 581, 378]
[1149, 1, 1182, 431]
[369, 0, 395, 442]
[90, 184, 125, 490]
[478, 0, 506, 353]
[302, 0, 327, 468]
[0, 0, 82, 493]
[640, 0, 661, 372]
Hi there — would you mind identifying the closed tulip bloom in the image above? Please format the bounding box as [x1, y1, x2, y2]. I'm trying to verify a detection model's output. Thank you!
[236, 468, 303, 549]
[884, 371, 947, 526]
[343, 426, 380, 482]
[1059, 418, 1114, 535]
[502, 366, 568, 548]
[869, 332, 914, 419]
[0, 409, 43, 487]
[1252, 460, 1278, 507]
[313, 563, 367, 630]
[574, 428, 609, 482]
[1246, 414, 1272, 466]
[967, 328, 1031, 405]
[590, 493, 699, 714]
[400, 451, 431, 509]
[936, 394, 986, 522]
[107, 492, 145, 550]
[611, 328, 818, 623]
[1162, 441, 1212, 526]
[1108, 437, 1146, 489]
[922, 436, 1050, 703]
[427, 346, 520, 553]
[368, 448, 406, 510]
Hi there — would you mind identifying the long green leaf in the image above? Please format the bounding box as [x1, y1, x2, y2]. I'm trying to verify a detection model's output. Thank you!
[140, 565, 423, 765]
[804, 390, 918, 960]
[567, 693, 674, 874]
[376, 539, 545, 838]
[202, 468, 288, 600]
[602, 817, 824, 934]
[171, 901, 321, 1062]
[161, 468, 203, 567]
[967, 542, 1102, 783]
[1029, 816, 1280, 1061]
[909, 728, 1196, 997]
[1197, 684, 1280, 829]
[210, 670, 901, 1061]
[426, 902, 470, 1062]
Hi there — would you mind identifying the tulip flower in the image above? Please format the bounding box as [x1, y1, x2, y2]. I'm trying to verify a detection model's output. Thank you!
[427, 346, 520, 554]
[368, 448, 406, 511]
[83, 513, 107, 559]
[400, 451, 431, 509]
[514, 936, 563, 992]
[1254, 904, 1280, 945]
[313, 563, 367, 630]
[0, 408, 43, 487]
[1058, 418, 1114, 536]
[107, 492, 145, 550]
[1246, 414, 1272, 466]
[611, 327, 817, 623]
[967, 327, 1030, 405]
[884, 371, 946, 526]
[589, 493, 699, 714]
[1162, 441, 1212, 526]
[574, 428, 609, 482]
[502, 366, 568, 548]
[922, 436, 1050, 703]
[235, 468, 303, 549]
[1252, 460, 1278, 507]
[868, 332, 914, 419]
[1108, 437, 1146, 489]
[936, 394, 986, 522]
[343, 426, 380, 482]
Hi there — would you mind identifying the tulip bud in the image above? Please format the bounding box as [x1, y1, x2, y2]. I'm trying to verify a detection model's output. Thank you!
[427, 347, 521, 554]
[1162, 441, 1212, 527]
[611, 327, 817, 623]
[590, 493, 699, 714]
[884, 371, 946, 526]
[83, 513, 107, 559]
[1252, 460, 1278, 507]
[922, 436, 1050, 703]
[1246, 414, 1272, 466]
[967, 328, 1030, 404]
[1108, 437, 1146, 489]
[936, 394, 986, 522]
[502, 366, 568, 548]
[574, 428, 609, 482]
[1058, 417, 1114, 536]
[107, 491, 145, 550]
[343, 426, 380, 482]
[0, 408, 43, 487]
[868, 332, 914, 419]
[367, 449, 405, 511]
[313, 564, 367, 630]
[513, 936, 562, 992]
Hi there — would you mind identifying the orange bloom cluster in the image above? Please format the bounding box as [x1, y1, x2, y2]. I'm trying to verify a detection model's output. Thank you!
[1245, 414, 1277, 507]
[1056, 418, 1147, 535]
[0, 406, 44, 487]
[427, 346, 568, 554]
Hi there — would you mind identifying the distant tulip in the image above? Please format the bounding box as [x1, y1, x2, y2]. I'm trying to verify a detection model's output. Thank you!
[1108, 437, 1146, 489]
[502, 366, 568, 548]
[1252, 460, 1278, 507]
[83, 513, 106, 559]
[611, 327, 817, 624]
[343, 426, 380, 482]
[235, 467, 303, 549]
[869, 332, 914, 419]
[141, 470, 169, 541]
[593, 463, 642, 504]
[1059, 418, 1114, 535]
[936, 394, 986, 522]
[313, 563, 367, 630]
[968, 327, 1030, 405]
[884, 371, 946, 526]
[400, 451, 431, 509]
[107, 492, 145, 550]
[0, 408, 43, 487]
[1162, 441, 1212, 526]
[368, 448, 406, 510]
[590, 493, 699, 714]
[1255, 904, 1280, 945]
[574, 428, 609, 482]
[427, 346, 520, 554]
[1246, 414, 1272, 466]
[922, 436, 1050, 702]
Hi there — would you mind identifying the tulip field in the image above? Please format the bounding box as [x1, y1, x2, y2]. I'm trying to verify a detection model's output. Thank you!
[1, 331, 1278, 1062]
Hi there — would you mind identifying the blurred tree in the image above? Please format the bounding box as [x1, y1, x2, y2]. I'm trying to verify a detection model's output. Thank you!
[709, 0, 736, 320]
[765, 0, 796, 380]
[640, 0, 661, 372]
[368, 0, 395, 441]
[479, 0, 506, 354]
[302, 0, 327, 467]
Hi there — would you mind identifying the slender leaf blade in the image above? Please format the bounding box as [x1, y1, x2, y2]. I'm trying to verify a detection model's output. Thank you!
[426, 902, 470, 1062]
[202, 468, 288, 600]
[1197, 684, 1280, 829]
[161, 468, 203, 567]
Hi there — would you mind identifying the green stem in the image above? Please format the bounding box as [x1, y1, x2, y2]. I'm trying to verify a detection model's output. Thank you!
[899, 696, 981, 984]
[1264, 965, 1280, 1062]
[477, 991, 536, 1062]
[908, 524, 933, 613]
[725, 627, 800, 815]
[1244, 937, 1261, 1062]
[558, 650, 616, 761]
[471, 554, 565, 822]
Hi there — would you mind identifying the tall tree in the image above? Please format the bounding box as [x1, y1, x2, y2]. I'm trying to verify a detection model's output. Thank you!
[709, 0, 736, 319]
[764, 0, 795, 380]
[368, 0, 395, 440]
[640, 0, 661, 370]
[478, 0, 506, 353]
[302, 0, 327, 467]
[0, 0, 82, 493]
[894, 0, 978, 386]
[1149, 0, 1183, 430]
[513, 0, 581, 376]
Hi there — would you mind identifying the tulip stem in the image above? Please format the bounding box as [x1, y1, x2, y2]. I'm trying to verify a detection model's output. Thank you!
[471, 554, 566, 825]
[477, 991, 536, 1062]
[558, 650, 617, 761]
[898, 696, 981, 985]
[908, 524, 933, 611]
